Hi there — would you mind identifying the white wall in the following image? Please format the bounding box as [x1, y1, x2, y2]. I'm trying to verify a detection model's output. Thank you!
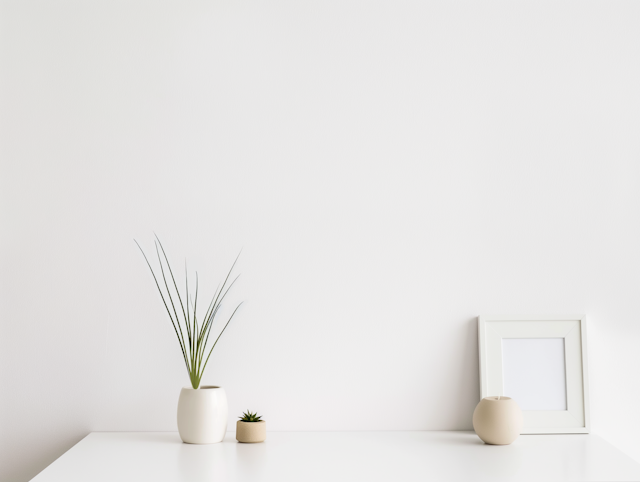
[2, 1, 640, 480]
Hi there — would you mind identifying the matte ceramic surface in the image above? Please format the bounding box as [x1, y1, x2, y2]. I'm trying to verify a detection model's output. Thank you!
[236, 420, 266, 443]
[177, 386, 228, 444]
[31, 432, 640, 482]
[473, 396, 523, 445]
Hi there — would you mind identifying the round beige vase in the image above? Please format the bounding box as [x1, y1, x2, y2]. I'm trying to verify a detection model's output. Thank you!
[473, 396, 523, 445]
[236, 420, 266, 443]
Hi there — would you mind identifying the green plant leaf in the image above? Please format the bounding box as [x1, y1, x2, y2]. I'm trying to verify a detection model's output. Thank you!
[136, 237, 242, 390]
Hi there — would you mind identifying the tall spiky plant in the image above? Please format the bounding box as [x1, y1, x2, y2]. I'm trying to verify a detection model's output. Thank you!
[135, 236, 243, 389]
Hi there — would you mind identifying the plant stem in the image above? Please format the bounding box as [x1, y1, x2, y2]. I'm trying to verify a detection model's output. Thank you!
[136, 238, 242, 389]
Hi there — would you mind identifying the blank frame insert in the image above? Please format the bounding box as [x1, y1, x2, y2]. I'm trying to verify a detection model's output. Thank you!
[502, 338, 567, 411]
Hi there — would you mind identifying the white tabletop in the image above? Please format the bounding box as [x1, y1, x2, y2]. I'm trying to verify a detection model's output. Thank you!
[32, 431, 640, 482]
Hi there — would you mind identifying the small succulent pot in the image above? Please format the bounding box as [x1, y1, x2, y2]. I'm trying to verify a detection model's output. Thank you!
[473, 396, 523, 445]
[236, 420, 266, 443]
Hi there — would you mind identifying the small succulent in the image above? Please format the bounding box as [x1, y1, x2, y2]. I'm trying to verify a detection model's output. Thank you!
[239, 410, 263, 422]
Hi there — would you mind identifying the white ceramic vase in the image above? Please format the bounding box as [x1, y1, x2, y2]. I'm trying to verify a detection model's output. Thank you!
[177, 386, 228, 444]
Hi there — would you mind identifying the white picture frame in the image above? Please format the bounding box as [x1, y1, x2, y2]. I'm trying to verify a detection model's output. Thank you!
[477, 315, 590, 434]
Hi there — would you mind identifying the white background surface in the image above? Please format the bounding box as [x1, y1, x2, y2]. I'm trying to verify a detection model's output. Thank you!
[502, 338, 567, 411]
[30, 432, 640, 482]
[1, 1, 640, 481]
